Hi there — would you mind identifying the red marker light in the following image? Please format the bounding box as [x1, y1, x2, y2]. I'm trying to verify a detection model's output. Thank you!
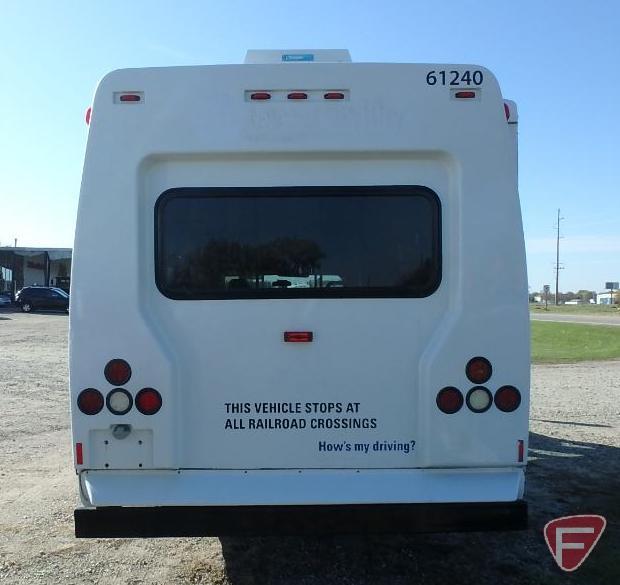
[504, 102, 510, 120]
[76, 442, 83, 465]
[119, 94, 141, 102]
[324, 92, 345, 100]
[517, 439, 524, 462]
[454, 91, 476, 99]
[250, 92, 271, 101]
[85, 107, 92, 125]
[287, 92, 308, 100]
[284, 331, 313, 342]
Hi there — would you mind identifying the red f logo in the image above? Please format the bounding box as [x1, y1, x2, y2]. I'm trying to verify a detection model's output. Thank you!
[544, 515, 606, 572]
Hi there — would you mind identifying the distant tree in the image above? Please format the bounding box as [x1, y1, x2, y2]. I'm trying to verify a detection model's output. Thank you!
[576, 289, 594, 302]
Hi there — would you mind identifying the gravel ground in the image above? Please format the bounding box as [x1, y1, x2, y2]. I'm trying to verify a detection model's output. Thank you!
[0, 310, 618, 585]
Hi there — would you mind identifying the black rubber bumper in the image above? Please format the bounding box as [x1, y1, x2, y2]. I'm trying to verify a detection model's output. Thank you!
[75, 500, 527, 538]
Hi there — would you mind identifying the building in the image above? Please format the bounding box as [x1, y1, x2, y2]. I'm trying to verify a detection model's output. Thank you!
[0, 247, 72, 294]
[596, 291, 617, 305]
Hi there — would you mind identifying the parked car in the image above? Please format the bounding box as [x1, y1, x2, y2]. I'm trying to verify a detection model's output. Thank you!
[15, 286, 69, 313]
[0, 293, 12, 308]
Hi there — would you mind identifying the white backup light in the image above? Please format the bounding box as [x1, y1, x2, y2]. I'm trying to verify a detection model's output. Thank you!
[107, 389, 132, 415]
[466, 387, 492, 413]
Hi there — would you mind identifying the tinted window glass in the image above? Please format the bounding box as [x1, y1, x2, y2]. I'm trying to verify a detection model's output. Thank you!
[156, 186, 441, 299]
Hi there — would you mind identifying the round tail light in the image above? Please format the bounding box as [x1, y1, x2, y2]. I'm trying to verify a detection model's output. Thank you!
[135, 388, 162, 415]
[466, 357, 492, 384]
[436, 387, 464, 414]
[494, 386, 521, 412]
[77, 388, 104, 415]
[104, 359, 131, 386]
[106, 388, 133, 415]
[466, 386, 493, 413]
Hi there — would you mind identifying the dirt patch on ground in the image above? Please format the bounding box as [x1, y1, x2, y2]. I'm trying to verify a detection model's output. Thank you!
[0, 311, 618, 584]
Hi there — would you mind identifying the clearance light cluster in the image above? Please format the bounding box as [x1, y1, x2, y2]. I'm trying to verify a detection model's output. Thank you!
[247, 90, 348, 102]
[436, 356, 521, 415]
[76, 359, 162, 416]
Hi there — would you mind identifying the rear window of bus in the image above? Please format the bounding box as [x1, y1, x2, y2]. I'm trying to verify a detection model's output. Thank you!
[155, 186, 441, 299]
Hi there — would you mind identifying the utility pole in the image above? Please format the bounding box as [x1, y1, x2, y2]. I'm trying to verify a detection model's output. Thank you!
[554, 209, 564, 305]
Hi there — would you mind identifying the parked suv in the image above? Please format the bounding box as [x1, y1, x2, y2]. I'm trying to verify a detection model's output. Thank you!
[15, 287, 69, 313]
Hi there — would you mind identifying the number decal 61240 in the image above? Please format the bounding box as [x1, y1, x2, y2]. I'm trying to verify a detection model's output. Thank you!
[426, 70, 484, 86]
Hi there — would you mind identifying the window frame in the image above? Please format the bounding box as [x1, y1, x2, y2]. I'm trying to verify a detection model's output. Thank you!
[154, 185, 442, 300]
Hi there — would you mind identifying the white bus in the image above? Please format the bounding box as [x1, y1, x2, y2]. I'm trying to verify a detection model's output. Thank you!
[70, 50, 529, 537]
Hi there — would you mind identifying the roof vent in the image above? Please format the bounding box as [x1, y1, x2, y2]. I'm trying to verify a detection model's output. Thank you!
[244, 49, 352, 64]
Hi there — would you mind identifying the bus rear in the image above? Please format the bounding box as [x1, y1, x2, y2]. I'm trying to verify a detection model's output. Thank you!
[70, 50, 529, 537]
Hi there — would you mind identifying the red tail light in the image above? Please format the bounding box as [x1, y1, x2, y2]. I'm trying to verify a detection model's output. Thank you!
[104, 359, 132, 386]
[436, 387, 463, 414]
[77, 388, 104, 415]
[284, 331, 313, 342]
[495, 386, 521, 412]
[466, 357, 492, 384]
[135, 388, 162, 415]
[517, 439, 525, 462]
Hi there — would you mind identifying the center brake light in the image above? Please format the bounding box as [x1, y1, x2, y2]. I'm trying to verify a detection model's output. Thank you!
[284, 331, 313, 343]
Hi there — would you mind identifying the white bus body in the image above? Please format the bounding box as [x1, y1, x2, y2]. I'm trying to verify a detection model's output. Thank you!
[71, 50, 529, 537]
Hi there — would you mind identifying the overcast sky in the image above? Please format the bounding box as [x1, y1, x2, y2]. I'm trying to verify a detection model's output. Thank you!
[1, 0, 618, 292]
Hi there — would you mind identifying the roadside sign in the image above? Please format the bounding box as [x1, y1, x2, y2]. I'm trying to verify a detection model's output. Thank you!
[544, 515, 606, 572]
[605, 282, 618, 290]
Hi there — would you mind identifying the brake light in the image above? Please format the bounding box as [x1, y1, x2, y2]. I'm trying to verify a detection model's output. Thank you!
[77, 388, 104, 415]
[466, 357, 492, 384]
[494, 385, 521, 412]
[104, 359, 132, 386]
[135, 388, 162, 415]
[284, 331, 313, 342]
[436, 387, 463, 414]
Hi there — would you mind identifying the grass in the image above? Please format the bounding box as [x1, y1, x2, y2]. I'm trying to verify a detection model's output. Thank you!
[531, 321, 620, 363]
[530, 303, 620, 315]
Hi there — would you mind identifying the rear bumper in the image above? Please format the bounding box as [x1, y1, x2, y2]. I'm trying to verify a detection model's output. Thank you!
[75, 500, 528, 537]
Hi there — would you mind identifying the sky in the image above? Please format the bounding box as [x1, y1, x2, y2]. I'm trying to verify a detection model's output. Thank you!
[0, 0, 618, 293]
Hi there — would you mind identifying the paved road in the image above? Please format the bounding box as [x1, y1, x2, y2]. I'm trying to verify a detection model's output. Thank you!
[530, 312, 620, 326]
